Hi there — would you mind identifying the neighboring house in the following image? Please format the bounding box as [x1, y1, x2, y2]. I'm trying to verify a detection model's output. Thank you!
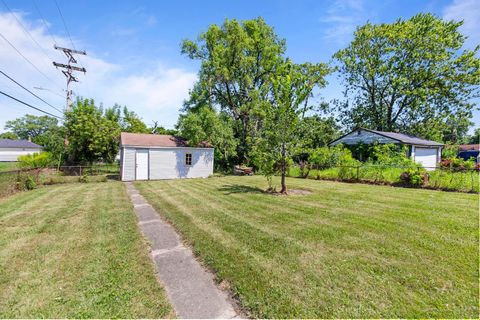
[120, 132, 214, 181]
[0, 139, 43, 162]
[329, 128, 443, 170]
[458, 144, 480, 163]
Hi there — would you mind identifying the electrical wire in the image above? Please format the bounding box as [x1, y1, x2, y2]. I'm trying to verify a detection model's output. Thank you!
[31, 0, 57, 45]
[1, 0, 55, 61]
[0, 32, 61, 90]
[0, 69, 64, 113]
[0, 90, 63, 119]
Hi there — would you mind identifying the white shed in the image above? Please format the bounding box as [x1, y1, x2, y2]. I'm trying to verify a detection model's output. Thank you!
[120, 132, 214, 181]
[329, 128, 444, 170]
[0, 139, 43, 162]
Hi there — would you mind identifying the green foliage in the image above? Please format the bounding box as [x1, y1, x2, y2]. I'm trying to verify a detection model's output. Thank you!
[442, 144, 459, 159]
[369, 144, 412, 166]
[334, 13, 480, 142]
[105, 104, 150, 133]
[251, 60, 330, 192]
[308, 145, 359, 168]
[0, 132, 18, 139]
[182, 17, 286, 163]
[17, 152, 55, 168]
[64, 98, 120, 164]
[400, 168, 427, 186]
[5, 114, 58, 141]
[177, 106, 237, 170]
[79, 173, 89, 183]
[4, 114, 64, 162]
[150, 125, 177, 135]
[465, 128, 480, 144]
[296, 115, 339, 150]
[23, 176, 37, 190]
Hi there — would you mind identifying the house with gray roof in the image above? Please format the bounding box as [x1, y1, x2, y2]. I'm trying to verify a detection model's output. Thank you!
[0, 139, 43, 162]
[329, 128, 443, 170]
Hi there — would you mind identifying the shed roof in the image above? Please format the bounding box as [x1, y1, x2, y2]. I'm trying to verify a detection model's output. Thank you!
[0, 139, 42, 149]
[120, 132, 212, 148]
[329, 127, 444, 147]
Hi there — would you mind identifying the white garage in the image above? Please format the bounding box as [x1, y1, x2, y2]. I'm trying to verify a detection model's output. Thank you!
[120, 132, 214, 181]
[0, 139, 43, 162]
[329, 128, 443, 170]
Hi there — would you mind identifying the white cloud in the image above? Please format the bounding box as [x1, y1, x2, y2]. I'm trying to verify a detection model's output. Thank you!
[443, 0, 480, 49]
[320, 0, 366, 45]
[0, 11, 196, 131]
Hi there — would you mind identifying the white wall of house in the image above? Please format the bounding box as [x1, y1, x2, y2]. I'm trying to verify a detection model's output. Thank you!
[0, 147, 42, 162]
[121, 147, 214, 181]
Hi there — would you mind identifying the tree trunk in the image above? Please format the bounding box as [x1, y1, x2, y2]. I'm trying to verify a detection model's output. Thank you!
[280, 170, 287, 194]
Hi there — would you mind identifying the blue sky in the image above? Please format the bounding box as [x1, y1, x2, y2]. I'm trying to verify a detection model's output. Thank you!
[0, 0, 478, 132]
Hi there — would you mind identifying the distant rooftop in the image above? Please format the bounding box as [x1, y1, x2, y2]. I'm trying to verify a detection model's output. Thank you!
[367, 128, 444, 146]
[0, 139, 42, 149]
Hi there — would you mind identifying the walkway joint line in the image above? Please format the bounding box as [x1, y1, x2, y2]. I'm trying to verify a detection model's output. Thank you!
[125, 182, 239, 319]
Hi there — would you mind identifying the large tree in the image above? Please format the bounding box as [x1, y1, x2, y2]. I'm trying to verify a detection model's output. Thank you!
[64, 98, 120, 164]
[5, 114, 58, 141]
[252, 60, 330, 194]
[177, 106, 237, 170]
[181, 17, 286, 163]
[334, 13, 480, 141]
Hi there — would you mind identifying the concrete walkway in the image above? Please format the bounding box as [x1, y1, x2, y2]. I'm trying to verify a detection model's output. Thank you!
[125, 182, 238, 319]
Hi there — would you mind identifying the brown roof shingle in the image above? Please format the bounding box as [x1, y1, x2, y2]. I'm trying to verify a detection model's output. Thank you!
[120, 132, 188, 147]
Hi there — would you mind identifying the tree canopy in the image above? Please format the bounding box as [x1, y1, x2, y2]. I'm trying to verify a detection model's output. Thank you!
[182, 17, 286, 162]
[64, 98, 120, 164]
[334, 13, 480, 142]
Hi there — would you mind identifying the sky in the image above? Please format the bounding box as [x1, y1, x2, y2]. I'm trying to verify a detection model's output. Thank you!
[0, 0, 478, 133]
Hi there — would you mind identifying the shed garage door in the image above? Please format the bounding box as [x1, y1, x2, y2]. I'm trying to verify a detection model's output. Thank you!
[415, 147, 438, 170]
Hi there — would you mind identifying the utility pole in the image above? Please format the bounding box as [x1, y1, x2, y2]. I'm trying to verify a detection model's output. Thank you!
[53, 45, 86, 112]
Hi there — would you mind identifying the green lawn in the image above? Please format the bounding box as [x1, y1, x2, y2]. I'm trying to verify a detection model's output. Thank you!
[136, 175, 479, 318]
[0, 162, 17, 172]
[0, 182, 172, 318]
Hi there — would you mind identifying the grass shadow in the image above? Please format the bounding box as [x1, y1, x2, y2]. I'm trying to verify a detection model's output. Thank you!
[217, 184, 264, 195]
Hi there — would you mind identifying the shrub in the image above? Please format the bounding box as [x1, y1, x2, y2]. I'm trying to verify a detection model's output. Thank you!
[24, 176, 37, 190]
[400, 168, 428, 186]
[17, 152, 55, 169]
[79, 173, 89, 183]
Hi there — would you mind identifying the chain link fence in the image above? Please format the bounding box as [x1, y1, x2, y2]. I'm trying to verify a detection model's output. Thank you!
[0, 164, 120, 197]
[289, 164, 479, 193]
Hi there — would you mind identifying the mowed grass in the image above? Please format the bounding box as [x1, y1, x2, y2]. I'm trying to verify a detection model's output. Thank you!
[0, 162, 17, 172]
[0, 182, 172, 318]
[136, 176, 479, 318]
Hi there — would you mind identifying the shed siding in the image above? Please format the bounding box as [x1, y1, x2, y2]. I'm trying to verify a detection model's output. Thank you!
[0, 148, 42, 162]
[331, 130, 397, 145]
[122, 147, 136, 181]
[149, 148, 213, 179]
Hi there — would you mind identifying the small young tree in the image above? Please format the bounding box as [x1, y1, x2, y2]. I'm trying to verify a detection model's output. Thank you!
[252, 61, 330, 194]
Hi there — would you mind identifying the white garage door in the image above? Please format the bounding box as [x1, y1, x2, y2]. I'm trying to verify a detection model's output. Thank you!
[415, 147, 438, 170]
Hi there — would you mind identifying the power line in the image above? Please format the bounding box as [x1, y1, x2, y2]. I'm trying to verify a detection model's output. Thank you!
[31, 0, 57, 45]
[0, 69, 64, 114]
[53, 0, 89, 97]
[0, 32, 62, 91]
[53, 0, 75, 50]
[0, 90, 63, 119]
[1, 0, 54, 61]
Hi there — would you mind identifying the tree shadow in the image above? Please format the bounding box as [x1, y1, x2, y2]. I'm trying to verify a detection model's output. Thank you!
[217, 184, 264, 195]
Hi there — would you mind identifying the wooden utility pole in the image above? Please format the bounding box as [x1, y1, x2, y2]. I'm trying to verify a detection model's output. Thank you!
[53, 45, 86, 112]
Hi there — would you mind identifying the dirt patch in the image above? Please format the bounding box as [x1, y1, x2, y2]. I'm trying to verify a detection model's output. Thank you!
[264, 188, 312, 196]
